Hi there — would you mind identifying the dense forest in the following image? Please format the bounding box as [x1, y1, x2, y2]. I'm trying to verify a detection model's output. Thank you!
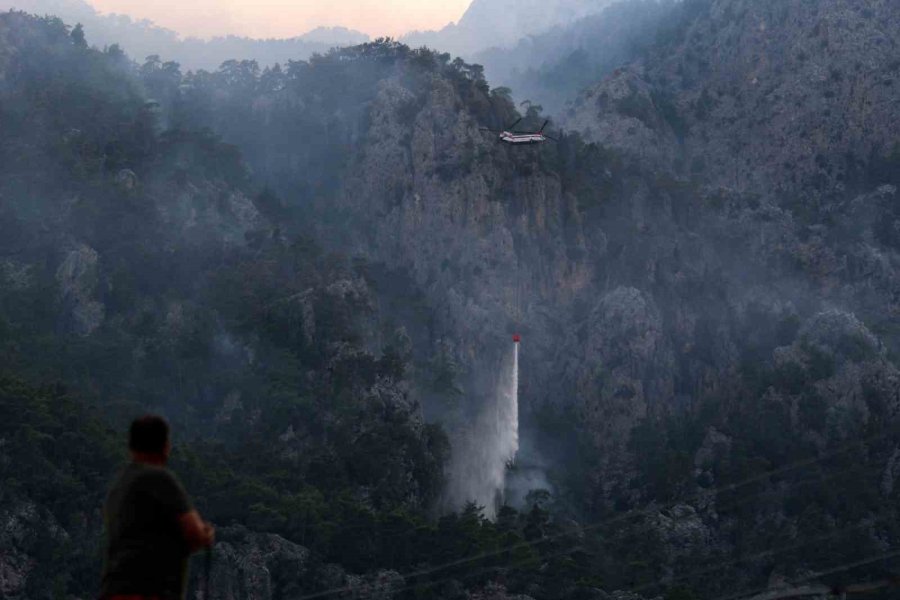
[4, 1, 900, 600]
[0, 11, 612, 600]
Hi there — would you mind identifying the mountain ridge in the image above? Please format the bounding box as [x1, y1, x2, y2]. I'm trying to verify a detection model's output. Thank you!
[0, 0, 371, 69]
[402, 0, 616, 58]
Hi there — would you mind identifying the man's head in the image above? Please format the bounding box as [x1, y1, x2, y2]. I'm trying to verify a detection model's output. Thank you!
[129, 415, 171, 464]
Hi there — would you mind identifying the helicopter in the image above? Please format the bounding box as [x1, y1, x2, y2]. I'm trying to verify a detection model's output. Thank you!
[480, 118, 557, 145]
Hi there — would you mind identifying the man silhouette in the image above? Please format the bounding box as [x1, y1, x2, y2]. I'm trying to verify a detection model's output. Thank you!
[101, 415, 214, 600]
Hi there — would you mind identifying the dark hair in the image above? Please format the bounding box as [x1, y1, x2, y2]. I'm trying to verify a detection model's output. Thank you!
[129, 415, 170, 454]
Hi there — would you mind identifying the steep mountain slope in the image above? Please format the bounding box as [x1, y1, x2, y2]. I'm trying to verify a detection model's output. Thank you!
[0, 14, 447, 599]
[181, 3, 900, 596]
[564, 0, 900, 200]
[169, 44, 598, 506]
[545, 0, 900, 591]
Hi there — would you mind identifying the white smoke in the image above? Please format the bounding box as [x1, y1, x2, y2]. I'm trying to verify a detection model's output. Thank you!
[443, 343, 519, 520]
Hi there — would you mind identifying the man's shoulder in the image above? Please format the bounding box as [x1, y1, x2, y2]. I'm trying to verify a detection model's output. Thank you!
[119, 462, 192, 513]
[122, 462, 183, 489]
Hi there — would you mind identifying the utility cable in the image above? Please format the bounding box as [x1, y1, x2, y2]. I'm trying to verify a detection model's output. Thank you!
[715, 548, 900, 600]
[291, 429, 899, 600]
[629, 506, 892, 596]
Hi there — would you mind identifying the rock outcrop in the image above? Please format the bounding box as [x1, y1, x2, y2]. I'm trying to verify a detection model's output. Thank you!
[330, 68, 593, 428]
[0, 503, 69, 600]
[56, 244, 105, 335]
[202, 527, 317, 600]
[563, 67, 680, 171]
[202, 526, 408, 600]
[571, 287, 673, 467]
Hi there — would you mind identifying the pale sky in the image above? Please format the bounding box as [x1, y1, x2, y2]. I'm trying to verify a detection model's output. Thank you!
[86, 0, 473, 39]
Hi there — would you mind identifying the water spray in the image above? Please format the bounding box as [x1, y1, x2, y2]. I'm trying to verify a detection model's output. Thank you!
[442, 335, 521, 519]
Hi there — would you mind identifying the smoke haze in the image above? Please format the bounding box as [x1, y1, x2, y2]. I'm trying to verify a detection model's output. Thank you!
[5, 1, 900, 598]
[85, 0, 472, 39]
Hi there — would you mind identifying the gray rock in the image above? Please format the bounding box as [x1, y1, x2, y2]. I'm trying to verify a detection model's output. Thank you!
[116, 169, 138, 191]
[56, 244, 105, 335]
[563, 66, 679, 170]
[468, 581, 536, 600]
[0, 503, 69, 600]
[203, 528, 406, 600]
[0, 260, 33, 291]
[577, 287, 673, 453]
[201, 527, 312, 600]
[343, 570, 405, 600]
[154, 181, 264, 246]
[651, 504, 714, 561]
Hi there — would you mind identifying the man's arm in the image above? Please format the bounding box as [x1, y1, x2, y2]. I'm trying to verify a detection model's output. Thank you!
[148, 468, 214, 551]
[178, 510, 215, 551]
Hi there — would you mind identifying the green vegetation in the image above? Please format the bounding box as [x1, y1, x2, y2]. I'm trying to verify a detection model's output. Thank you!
[0, 13, 616, 600]
[0, 373, 600, 599]
[5, 7, 900, 600]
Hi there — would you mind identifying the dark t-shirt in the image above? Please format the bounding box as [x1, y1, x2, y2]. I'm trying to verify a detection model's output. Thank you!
[101, 462, 193, 600]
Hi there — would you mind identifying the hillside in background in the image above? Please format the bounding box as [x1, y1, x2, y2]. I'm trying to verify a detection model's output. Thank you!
[0, 0, 369, 70]
[4, 1, 900, 599]
[402, 0, 616, 58]
[473, 0, 679, 113]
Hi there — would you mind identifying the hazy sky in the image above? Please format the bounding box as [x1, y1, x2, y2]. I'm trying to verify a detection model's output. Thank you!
[86, 0, 473, 39]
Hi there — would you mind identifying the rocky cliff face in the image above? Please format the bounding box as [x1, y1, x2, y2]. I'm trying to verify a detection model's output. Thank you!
[283, 5, 900, 588]
[336, 72, 591, 364]
[122, 14, 900, 594]
[538, 0, 900, 589]
[222, 13, 900, 521]
[564, 0, 900, 200]
[554, 0, 900, 442]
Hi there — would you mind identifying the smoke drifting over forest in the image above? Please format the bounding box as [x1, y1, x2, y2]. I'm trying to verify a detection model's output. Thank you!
[3, 1, 900, 600]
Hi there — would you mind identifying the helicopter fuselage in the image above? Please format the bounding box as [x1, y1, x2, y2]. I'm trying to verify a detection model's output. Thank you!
[499, 131, 547, 145]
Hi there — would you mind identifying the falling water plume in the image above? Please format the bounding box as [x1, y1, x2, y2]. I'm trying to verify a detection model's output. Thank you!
[444, 341, 519, 520]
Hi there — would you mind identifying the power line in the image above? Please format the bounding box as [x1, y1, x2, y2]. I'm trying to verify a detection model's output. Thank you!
[715, 549, 900, 600]
[290, 429, 898, 600]
[629, 504, 891, 596]
[622, 455, 896, 597]
[340, 544, 586, 600]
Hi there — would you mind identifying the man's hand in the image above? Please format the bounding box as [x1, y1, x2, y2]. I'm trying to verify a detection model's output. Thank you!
[178, 510, 215, 551]
[203, 521, 216, 546]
